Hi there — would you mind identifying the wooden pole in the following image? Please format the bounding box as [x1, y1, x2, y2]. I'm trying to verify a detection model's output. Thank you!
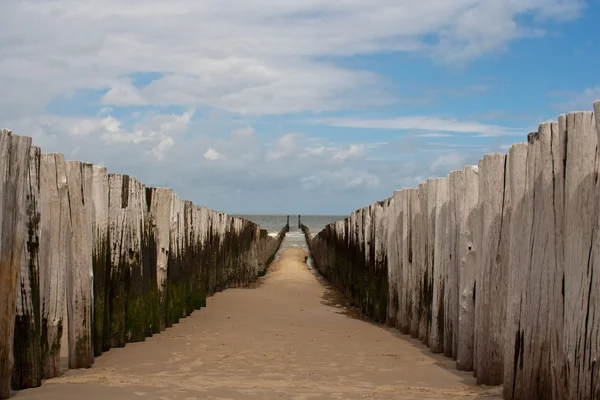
[12, 146, 42, 390]
[39, 153, 70, 379]
[0, 131, 31, 399]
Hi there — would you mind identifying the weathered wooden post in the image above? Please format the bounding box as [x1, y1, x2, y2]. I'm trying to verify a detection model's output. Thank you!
[563, 111, 598, 399]
[502, 141, 528, 398]
[444, 170, 462, 359]
[39, 153, 70, 379]
[474, 153, 508, 385]
[430, 178, 448, 353]
[394, 190, 407, 330]
[107, 174, 129, 348]
[0, 131, 32, 399]
[91, 166, 109, 355]
[386, 195, 399, 327]
[421, 179, 436, 346]
[147, 187, 173, 331]
[399, 189, 414, 334]
[549, 116, 567, 400]
[456, 165, 479, 371]
[65, 161, 94, 369]
[12, 146, 42, 390]
[125, 178, 147, 343]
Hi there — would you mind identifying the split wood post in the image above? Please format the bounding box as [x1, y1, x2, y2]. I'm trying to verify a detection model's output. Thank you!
[107, 174, 129, 348]
[422, 179, 437, 347]
[386, 194, 399, 327]
[0, 131, 31, 399]
[91, 166, 109, 355]
[125, 178, 146, 343]
[519, 124, 557, 398]
[549, 116, 567, 400]
[445, 171, 462, 359]
[12, 146, 42, 390]
[399, 189, 414, 334]
[588, 101, 600, 399]
[504, 143, 524, 399]
[393, 190, 407, 332]
[147, 188, 173, 331]
[65, 161, 94, 369]
[474, 153, 508, 386]
[456, 165, 479, 371]
[409, 188, 421, 338]
[39, 153, 70, 379]
[563, 111, 598, 399]
[430, 178, 448, 353]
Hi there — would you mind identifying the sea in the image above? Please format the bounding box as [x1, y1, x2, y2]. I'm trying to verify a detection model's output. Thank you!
[234, 214, 347, 250]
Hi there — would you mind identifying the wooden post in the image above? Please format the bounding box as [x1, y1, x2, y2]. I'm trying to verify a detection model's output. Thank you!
[563, 111, 598, 399]
[65, 161, 94, 369]
[588, 101, 600, 399]
[147, 188, 173, 331]
[386, 194, 399, 327]
[91, 166, 109, 355]
[0, 131, 32, 399]
[39, 153, 70, 379]
[124, 178, 147, 343]
[502, 142, 528, 398]
[409, 188, 421, 338]
[456, 165, 479, 371]
[474, 153, 508, 386]
[549, 116, 567, 400]
[12, 146, 42, 390]
[445, 170, 462, 359]
[421, 179, 436, 346]
[399, 189, 414, 334]
[430, 178, 448, 353]
[107, 174, 129, 348]
[393, 190, 407, 332]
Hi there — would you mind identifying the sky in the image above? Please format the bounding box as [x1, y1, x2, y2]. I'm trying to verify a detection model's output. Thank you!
[1, 0, 599, 215]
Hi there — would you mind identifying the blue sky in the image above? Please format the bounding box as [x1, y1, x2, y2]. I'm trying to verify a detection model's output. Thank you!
[1, 0, 599, 214]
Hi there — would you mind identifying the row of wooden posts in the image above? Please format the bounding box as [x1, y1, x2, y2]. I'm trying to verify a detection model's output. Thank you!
[0, 129, 288, 399]
[305, 101, 600, 400]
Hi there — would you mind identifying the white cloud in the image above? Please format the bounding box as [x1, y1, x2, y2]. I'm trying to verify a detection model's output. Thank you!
[0, 0, 585, 118]
[554, 86, 600, 112]
[318, 115, 525, 137]
[430, 153, 466, 173]
[332, 144, 367, 162]
[267, 133, 303, 160]
[203, 148, 224, 161]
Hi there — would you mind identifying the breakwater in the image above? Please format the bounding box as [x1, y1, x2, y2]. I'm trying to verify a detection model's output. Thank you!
[0, 129, 287, 399]
[304, 100, 600, 400]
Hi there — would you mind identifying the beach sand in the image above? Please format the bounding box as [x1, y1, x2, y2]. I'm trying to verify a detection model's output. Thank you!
[14, 247, 502, 400]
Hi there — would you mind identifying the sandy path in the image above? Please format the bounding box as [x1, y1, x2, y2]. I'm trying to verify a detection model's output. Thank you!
[14, 246, 502, 400]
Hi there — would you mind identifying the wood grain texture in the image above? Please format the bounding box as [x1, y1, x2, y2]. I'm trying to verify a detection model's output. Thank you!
[563, 111, 598, 400]
[12, 146, 42, 390]
[39, 153, 70, 380]
[0, 131, 31, 399]
[65, 161, 94, 369]
[430, 178, 448, 353]
[456, 165, 479, 371]
[91, 166, 109, 356]
[502, 142, 528, 399]
[474, 153, 508, 386]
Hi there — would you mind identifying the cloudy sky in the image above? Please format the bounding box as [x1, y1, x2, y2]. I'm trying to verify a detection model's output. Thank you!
[1, 1, 599, 215]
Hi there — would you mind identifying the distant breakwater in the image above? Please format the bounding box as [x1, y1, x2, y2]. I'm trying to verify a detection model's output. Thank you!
[0, 129, 288, 399]
[304, 100, 600, 400]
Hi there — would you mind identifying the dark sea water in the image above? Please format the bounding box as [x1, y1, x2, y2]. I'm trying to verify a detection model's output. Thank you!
[234, 214, 347, 250]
